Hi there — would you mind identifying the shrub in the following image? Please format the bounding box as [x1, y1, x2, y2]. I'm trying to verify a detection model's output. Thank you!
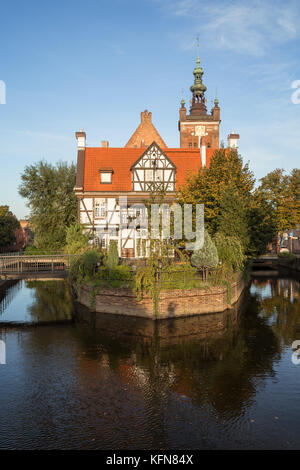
[278, 252, 296, 259]
[70, 249, 103, 280]
[191, 230, 219, 269]
[214, 232, 246, 272]
[91, 264, 134, 288]
[64, 223, 90, 254]
[106, 240, 119, 269]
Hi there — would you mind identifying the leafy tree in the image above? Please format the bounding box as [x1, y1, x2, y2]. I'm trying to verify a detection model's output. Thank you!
[247, 191, 277, 257]
[214, 232, 245, 272]
[106, 240, 119, 269]
[256, 168, 300, 231]
[0, 205, 20, 251]
[216, 186, 249, 250]
[191, 230, 219, 269]
[19, 161, 77, 250]
[177, 149, 255, 234]
[64, 223, 90, 254]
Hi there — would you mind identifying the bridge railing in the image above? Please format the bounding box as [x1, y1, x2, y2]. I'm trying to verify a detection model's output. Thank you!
[0, 254, 79, 274]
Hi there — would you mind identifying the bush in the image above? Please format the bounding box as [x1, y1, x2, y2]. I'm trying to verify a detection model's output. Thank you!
[91, 264, 134, 288]
[95, 264, 133, 281]
[24, 246, 59, 255]
[106, 240, 119, 269]
[278, 252, 296, 259]
[214, 232, 246, 272]
[70, 249, 103, 280]
[191, 230, 219, 269]
[64, 223, 90, 254]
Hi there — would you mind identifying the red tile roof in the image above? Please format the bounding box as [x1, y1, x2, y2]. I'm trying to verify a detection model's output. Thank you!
[83, 146, 217, 192]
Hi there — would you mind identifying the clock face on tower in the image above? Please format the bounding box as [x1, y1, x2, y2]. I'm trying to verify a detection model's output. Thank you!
[194, 125, 206, 137]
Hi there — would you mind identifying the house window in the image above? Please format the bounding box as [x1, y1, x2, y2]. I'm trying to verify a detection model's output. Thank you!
[99, 168, 113, 184]
[189, 142, 192, 148]
[101, 172, 112, 183]
[95, 199, 106, 218]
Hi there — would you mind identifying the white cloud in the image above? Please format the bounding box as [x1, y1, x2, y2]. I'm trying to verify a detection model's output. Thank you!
[160, 0, 300, 56]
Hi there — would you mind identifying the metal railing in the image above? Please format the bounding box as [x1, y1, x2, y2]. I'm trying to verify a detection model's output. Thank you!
[0, 254, 78, 274]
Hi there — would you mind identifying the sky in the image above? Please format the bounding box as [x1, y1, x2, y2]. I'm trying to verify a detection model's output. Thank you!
[0, 0, 300, 219]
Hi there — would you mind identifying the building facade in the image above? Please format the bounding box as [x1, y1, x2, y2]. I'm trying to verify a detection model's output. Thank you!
[75, 55, 239, 258]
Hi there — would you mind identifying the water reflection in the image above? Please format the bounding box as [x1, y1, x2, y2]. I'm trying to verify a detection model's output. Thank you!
[0, 274, 299, 449]
[74, 291, 278, 421]
[0, 280, 74, 323]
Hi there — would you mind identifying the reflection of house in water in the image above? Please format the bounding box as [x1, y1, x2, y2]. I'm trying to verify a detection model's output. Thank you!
[252, 275, 300, 303]
[279, 278, 300, 302]
[73, 293, 278, 418]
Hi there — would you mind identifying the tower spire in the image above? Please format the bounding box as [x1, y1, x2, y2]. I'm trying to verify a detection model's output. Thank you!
[189, 36, 207, 115]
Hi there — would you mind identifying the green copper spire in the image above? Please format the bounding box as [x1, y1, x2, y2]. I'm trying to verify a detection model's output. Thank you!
[214, 88, 219, 105]
[190, 38, 207, 97]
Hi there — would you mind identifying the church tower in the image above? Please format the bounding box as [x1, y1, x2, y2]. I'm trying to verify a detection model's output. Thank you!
[179, 45, 220, 149]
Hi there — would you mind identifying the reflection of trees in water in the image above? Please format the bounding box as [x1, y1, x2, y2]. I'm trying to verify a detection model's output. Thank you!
[74, 287, 281, 422]
[26, 280, 74, 322]
[0, 280, 22, 316]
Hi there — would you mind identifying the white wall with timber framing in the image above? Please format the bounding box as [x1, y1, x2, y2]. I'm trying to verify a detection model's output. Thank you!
[79, 197, 151, 258]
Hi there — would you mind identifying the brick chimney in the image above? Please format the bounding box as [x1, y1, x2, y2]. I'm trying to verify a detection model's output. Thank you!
[101, 140, 109, 148]
[141, 110, 152, 123]
[227, 131, 240, 149]
[75, 129, 86, 149]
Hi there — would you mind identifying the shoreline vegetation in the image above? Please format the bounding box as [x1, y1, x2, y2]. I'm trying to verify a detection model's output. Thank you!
[8, 150, 298, 318]
[69, 236, 250, 318]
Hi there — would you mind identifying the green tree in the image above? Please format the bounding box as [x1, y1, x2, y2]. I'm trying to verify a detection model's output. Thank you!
[214, 232, 245, 272]
[64, 223, 90, 254]
[0, 206, 20, 251]
[191, 230, 219, 269]
[177, 149, 255, 234]
[247, 191, 277, 256]
[19, 161, 77, 251]
[256, 168, 300, 231]
[106, 240, 119, 269]
[216, 186, 249, 250]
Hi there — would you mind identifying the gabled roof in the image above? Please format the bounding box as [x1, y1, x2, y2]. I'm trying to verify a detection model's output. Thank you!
[125, 110, 167, 149]
[130, 142, 176, 170]
[82, 144, 216, 192]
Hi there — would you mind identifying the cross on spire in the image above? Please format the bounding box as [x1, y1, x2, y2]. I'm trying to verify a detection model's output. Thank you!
[196, 35, 200, 61]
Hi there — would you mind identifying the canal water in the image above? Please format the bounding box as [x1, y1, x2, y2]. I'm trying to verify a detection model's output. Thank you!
[0, 273, 300, 449]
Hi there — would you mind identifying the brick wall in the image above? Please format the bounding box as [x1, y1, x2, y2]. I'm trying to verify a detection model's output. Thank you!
[76, 277, 246, 319]
[125, 110, 167, 148]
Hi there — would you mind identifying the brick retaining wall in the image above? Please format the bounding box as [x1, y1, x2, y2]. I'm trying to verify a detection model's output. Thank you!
[76, 276, 246, 319]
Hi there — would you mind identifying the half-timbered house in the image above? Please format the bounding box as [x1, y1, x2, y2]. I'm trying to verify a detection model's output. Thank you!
[74, 54, 239, 258]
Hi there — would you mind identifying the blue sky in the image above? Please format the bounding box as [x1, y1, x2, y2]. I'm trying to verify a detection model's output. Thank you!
[1, 0, 300, 218]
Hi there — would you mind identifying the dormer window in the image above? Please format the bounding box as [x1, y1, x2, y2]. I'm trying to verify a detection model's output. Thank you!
[99, 168, 113, 184]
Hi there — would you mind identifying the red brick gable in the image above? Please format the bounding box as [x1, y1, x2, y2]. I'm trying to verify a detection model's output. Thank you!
[83, 145, 216, 192]
[125, 110, 167, 149]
